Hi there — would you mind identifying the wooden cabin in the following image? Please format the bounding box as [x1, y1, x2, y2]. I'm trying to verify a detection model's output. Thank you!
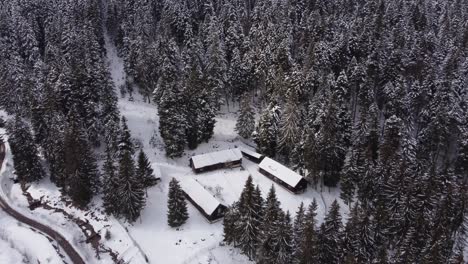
[189, 149, 242, 173]
[258, 157, 308, 194]
[240, 148, 265, 163]
[180, 178, 227, 223]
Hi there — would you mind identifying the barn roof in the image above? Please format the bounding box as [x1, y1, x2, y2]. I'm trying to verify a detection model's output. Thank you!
[258, 157, 305, 188]
[180, 178, 223, 216]
[240, 148, 264, 159]
[190, 148, 242, 169]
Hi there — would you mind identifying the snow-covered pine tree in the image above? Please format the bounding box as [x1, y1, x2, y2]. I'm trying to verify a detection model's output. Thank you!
[63, 116, 99, 207]
[158, 84, 187, 158]
[116, 146, 145, 223]
[296, 199, 320, 263]
[254, 104, 280, 157]
[117, 116, 135, 158]
[278, 86, 302, 159]
[223, 201, 241, 245]
[136, 149, 158, 189]
[292, 202, 306, 262]
[236, 176, 262, 260]
[271, 211, 293, 264]
[319, 200, 343, 264]
[257, 185, 282, 263]
[103, 145, 119, 215]
[235, 93, 255, 139]
[6, 116, 45, 183]
[167, 178, 189, 227]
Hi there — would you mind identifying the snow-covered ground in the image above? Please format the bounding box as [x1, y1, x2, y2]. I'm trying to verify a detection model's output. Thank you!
[0, 210, 67, 264]
[103, 33, 348, 263]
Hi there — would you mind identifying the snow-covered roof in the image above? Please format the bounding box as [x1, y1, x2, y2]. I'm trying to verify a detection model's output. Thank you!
[240, 148, 264, 159]
[190, 149, 242, 169]
[180, 178, 223, 216]
[258, 157, 305, 188]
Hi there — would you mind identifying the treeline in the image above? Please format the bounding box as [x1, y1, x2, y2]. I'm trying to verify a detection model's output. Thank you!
[0, 0, 158, 223]
[107, 0, 468, 262]
[226, 176, 466, 263]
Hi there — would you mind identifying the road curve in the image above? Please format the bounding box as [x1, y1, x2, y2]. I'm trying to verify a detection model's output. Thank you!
[0, 142, 86, 264]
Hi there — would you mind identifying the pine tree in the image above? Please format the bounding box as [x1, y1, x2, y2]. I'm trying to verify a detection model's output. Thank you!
[167, 178, 189, 227]
[296, 199, 319, 264]
[63, 116, 99, 207]
[319, 200, 343, 264]
[257, 185, 282, 263]
[103, 145, 119, 215]
[116, 149, 145, 223]
[223, 202, 241, 245]
[255, 104, 280, 157]
[272, 211, 293, 264]
[236, 176, 262, 260]
[117, 116, 134, 158]
[278, 88, 302, 158]
[136, 150, 158, 189]
[6, 116, 45, 183]
[236, 93, 255, 139]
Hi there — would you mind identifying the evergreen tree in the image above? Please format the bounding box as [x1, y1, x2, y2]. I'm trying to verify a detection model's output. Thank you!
[6, 117, 45, 183]
[255, 104, 280, 157]
[63, 116, 99, 207]
[116, 148, 145, 223]
[136, 149, 158, 189]
[257, 185, 282, 263]
[236, 176, 262, 260]
[236, 93, 255, 139]
[319, 200, 343, 263]
[167, 178, 189, 227]
[103, 145, 119, 215]
[223, 201, 241, 245]
[296, 199, 319, 264]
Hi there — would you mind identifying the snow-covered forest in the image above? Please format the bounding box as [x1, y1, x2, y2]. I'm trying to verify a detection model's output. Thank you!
[0, 0, 467, 263]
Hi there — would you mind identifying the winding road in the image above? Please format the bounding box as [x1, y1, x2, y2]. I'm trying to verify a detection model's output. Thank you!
[0, 142, 86, 264]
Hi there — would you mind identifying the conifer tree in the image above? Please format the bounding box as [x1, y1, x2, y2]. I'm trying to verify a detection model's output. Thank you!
[167, 178, 189, 227]
[255, 104, 280, 157]
[116, 148, 145, 223]
[63, 117, 99, 207]
[236, 93, 255, 139]
[236, 176, 262, 260]
[223, 202, 241, 245]
[292, 202, 306, 261]
[136, 149, 158, 189]
[6, 117, 45, 183]
[257, 185, 282, 262]
[272, 211, 293, 264]
[118, 116, 134, 158]
[296, 199, 319, 264]
[319, 200, 343, 264]
[103, 145, 119, 215]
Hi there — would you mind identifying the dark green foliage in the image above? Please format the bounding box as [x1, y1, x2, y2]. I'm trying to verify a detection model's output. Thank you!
[63, 117, 99, 207]
[319, 200, 343, 264]
[103, 145, 118, 215]
[136, 150, 158, 188]
[6, 117, 45, 183]
[236, 93, 255, 139]
[167, 178, 189, 227]
[116, 149, 145, 222]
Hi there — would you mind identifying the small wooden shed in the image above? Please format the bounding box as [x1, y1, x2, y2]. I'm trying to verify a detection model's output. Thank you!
[180, 178, 227, 223]
[258, 157, 308, 194]
[189, 149, 242, 173]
